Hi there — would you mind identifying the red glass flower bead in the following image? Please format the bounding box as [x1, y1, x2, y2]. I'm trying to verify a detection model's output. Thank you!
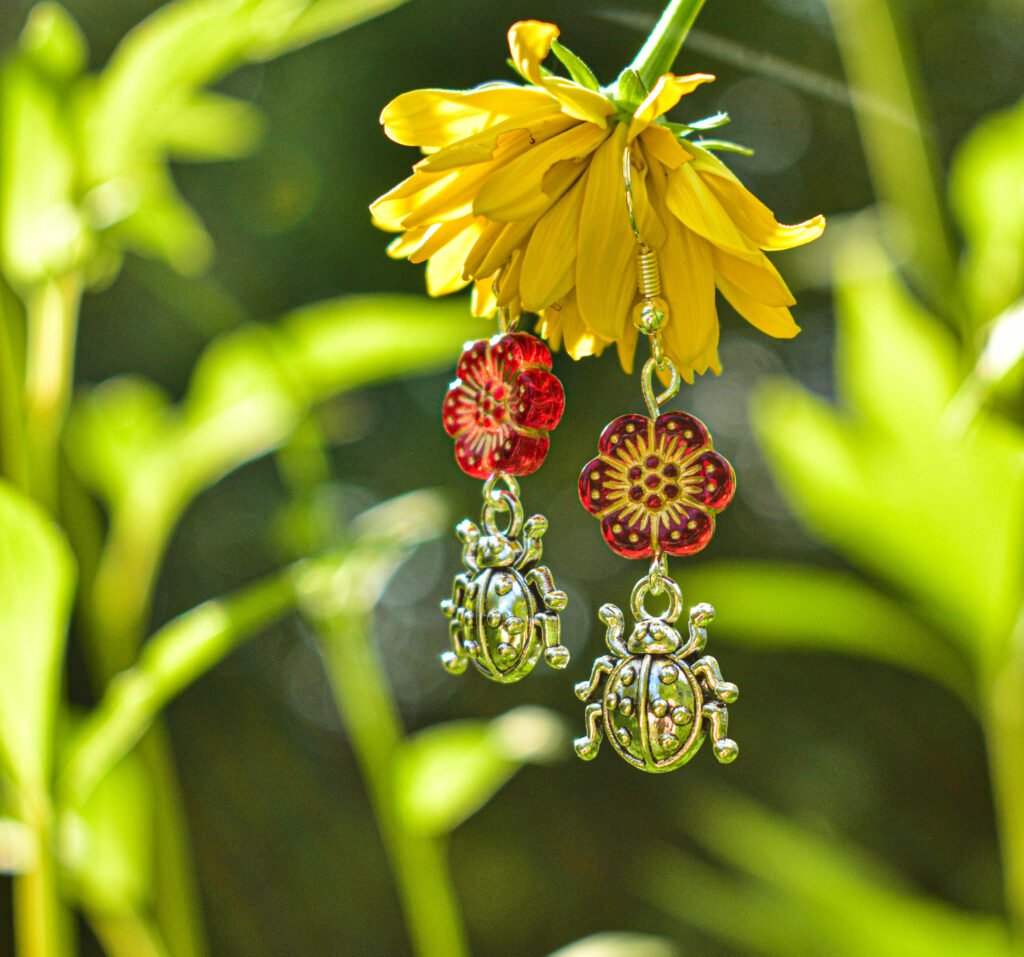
[443, 332, 565, 479]
[578, 411, 735, 559]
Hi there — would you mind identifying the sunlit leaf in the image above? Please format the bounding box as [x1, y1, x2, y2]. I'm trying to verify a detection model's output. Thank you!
[0, 56, 82, 286]
[0, 480, 75, 792]
[19, 2, 88, 81]
[684, 562, 973, 705]
[545, 933, 678, 957]
[162, 92, 266, 161]
[261, 0, 418, 58]
[950, 93, 1024, 325]
[550, 40, 600, 91]
[0, 818, 36, 874]
[674, 785, 1013, 957]
[754, 238, 1024, 672]
[394, 706, 566, 836]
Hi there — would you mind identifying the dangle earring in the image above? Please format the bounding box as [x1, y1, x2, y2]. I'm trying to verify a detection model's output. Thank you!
[439, 297, 571, 682]
[573, 152, 739, 772]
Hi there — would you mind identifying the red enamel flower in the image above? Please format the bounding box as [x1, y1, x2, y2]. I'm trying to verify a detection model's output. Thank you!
[443, 332, 564, 479]
[578, 411, 735, 559]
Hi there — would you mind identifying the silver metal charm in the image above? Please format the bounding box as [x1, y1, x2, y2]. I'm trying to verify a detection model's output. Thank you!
[574, 569, 737, 771]
[441, 474, 569, 682]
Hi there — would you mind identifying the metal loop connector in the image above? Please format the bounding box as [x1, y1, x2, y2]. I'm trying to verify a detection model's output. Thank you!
[641, 357, 680, 419]
[631, 573, 683, 623]
[481, 473, 523, 538]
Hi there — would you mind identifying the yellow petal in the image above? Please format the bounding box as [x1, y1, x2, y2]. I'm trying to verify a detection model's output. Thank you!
[414, 106, 572, 172]
[408, 216, 481, 264]
[665, 161, 762, 262]
[560, 292, 609, 358]
[520, 170, 588, 310]
[716, 270, 801, 338]
[640, 125, 691, 170]
[381, 85, 552, 147]
[540, 77, 615, 127]
[471, 276, 497, 317]
[425, 222, 484, 295]
[575, 125, 636, 341]
[370, 169, 456, 227]
[508, 21, 560, 86]
[462, 219, 507, 277]
[691, 145, 825, 250]
[473, 122, 607, 221]
[630, 144, 667, 249]
[646, 155, 719, 376]
[615, 321, 640, 374]
[628, 73, 715, 139]
[386, 225, 430, 258]
[710, 246, 795, 307]
[400, 161, 497, 227]
[470, 212, 540, 279]
[495, 248, 523, 307]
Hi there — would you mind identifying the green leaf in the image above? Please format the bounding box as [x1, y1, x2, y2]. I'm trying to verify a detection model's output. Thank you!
[693, 138, 753, 155]
[0, 480, 75, 792]
[684, 562, 973, 705]
[615, 69, 648, 110]
[66, 751, 154, 914]
[394, 706, 566, 836]
[550, 40, 600, 91]
[260, 0, 418, 58]
[950, 93, 1024, 324]
[161, 92, 266, 162]
[675, 786, 1014, 957]
[545, 934, 678, 957]
[754, 238, 1024, 671]
[687, 111, 729, 130]
[19, 2, 88, 81]
[0, 56, 82, 287]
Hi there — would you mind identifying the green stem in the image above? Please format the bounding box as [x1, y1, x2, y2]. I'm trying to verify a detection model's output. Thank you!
[983, 608, 1024, 940]
[820, 0, 963, 329]
[314, 609, 470, 957]
[628, 0, 707, 90]
[23, 274, 82, 513]
[13, 797, 72, 957]
[61, 564, 301, 808]
[0, 279, 30, 492]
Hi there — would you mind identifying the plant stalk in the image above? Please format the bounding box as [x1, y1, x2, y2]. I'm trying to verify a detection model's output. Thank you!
[628, 0, 707, 90]
[314, 609, 469, 957]
[984, 608, 1024, 940]
[13, 797, 72, 957]
[0, 280, 30, 491]
[23, 274, 82, 514]
[820, 0, 962, 329]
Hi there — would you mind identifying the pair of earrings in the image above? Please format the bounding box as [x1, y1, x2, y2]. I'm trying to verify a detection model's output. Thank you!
[439, 152, 738, 773]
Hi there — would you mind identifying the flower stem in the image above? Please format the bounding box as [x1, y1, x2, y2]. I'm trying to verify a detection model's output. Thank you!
[984, 607, 1024, 941]
[23, 274, 82, 514]
[0, 280, 30, 492]
[13, 797, 72, 957]
[820, 0, 963, 330]
[628, 0, 707, 90]
[313, 608, 470, 957]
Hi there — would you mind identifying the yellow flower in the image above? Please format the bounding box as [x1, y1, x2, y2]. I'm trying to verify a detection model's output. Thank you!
[370, 21, 825, 381]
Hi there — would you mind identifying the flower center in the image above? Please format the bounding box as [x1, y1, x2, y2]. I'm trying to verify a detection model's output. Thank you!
[472, 379, 509, 430]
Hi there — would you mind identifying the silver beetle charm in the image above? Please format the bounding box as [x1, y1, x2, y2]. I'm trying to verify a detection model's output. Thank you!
[441, 475, 569, 682]
[574, 574, 737, 771]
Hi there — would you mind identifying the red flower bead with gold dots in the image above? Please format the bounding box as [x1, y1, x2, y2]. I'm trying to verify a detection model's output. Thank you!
[443, 333, 564, 479]
[578, 411, 735, 559]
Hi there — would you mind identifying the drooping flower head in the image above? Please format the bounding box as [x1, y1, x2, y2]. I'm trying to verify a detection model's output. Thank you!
[371, 21, 825, 381]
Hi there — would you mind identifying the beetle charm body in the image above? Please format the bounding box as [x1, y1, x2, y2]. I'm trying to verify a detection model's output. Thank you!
[441, 477, 569, 682]
[574, 575, 737, 772]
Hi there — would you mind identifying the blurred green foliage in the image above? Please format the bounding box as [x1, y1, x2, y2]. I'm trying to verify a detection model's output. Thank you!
[0, 0, 1023, 956]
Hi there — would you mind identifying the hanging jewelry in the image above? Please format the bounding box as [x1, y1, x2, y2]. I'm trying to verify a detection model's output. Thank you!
[573, 151, 739, 770]
[440, 309, 570, 682]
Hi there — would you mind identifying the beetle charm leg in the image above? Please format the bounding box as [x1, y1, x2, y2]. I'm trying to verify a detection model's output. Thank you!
[701, 701, 738, 763]
[692, 655, 738, 703]
[598, 602, 628, 656]
[525, 565, 567, 610]
[574, 703, 604, 760]
[440, 574, 479, 674]
[518, 514, 548, 568]
[575, 655, 616, 700]
[535, 612, 569, 669]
